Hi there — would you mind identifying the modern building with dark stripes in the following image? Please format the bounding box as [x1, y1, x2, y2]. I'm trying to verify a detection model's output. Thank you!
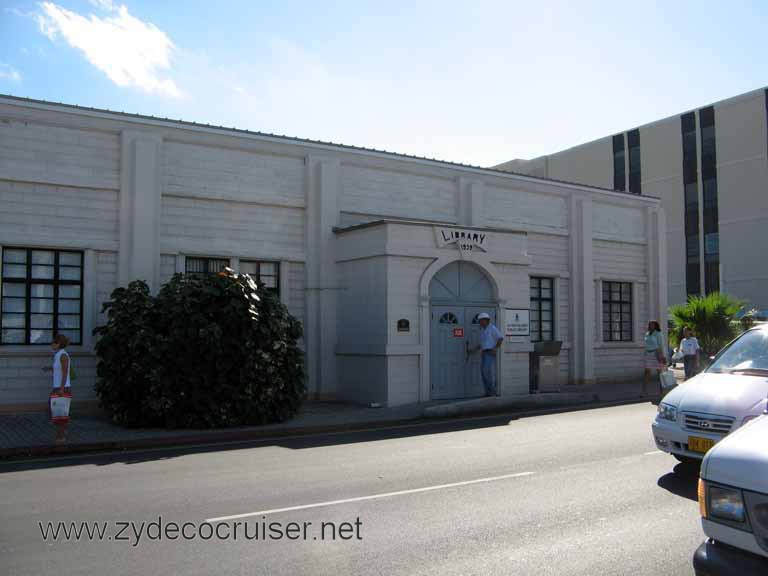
[496, 86, 768, 309]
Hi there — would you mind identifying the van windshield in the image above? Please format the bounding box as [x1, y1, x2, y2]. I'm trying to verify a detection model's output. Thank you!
[708, 329, 768, 374]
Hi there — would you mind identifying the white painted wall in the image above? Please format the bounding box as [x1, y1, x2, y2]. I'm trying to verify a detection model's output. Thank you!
[0, 96, 663, 410]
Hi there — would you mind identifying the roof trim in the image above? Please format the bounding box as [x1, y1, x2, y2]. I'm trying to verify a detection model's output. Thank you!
[0, 93, 660, 204]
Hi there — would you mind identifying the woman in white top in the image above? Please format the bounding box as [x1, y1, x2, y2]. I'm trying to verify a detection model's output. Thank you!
[46, 334, 71, 443]
[643, 320, 666, 396]
[680, 326, 701, 380]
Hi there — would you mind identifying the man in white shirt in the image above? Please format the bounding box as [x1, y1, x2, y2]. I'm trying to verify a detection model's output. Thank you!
[472, 313, 504, 396]
[680, 326, 701, 380]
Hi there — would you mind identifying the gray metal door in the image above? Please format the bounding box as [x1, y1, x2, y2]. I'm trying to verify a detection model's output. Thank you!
[465, 307, 498, 397]
[429, 260, 496, 400]
[430, 306, 465, 399]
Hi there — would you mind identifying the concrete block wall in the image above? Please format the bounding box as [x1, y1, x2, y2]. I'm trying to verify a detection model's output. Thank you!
[0, 105, 122, 408]
[340, 163, 458, 223]
[0, 95, 665, 409]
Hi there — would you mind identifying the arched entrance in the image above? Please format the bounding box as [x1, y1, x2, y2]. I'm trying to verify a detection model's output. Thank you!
[429, 261, 497, 399]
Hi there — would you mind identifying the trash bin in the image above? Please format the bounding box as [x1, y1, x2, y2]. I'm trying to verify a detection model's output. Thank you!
[529, 341, 563, 393]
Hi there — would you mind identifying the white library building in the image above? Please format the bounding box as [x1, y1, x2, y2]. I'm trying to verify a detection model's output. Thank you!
[0, 95, 666, 411]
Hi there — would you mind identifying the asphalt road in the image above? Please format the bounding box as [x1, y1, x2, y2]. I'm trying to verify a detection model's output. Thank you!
[0, 403, 703, 575]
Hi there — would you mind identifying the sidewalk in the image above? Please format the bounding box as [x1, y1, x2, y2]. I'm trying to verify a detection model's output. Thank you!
[0, 375, 676, 459]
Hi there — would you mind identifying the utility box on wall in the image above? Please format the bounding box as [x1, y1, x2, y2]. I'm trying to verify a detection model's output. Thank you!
[530, 341, 563, 393]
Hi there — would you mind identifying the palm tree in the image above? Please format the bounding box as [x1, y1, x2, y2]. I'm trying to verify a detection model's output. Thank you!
[668, 293, 744, 357]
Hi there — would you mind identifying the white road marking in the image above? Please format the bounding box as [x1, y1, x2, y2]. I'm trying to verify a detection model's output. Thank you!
[643, 450, 664, 455]
[206, 471, 535, 523]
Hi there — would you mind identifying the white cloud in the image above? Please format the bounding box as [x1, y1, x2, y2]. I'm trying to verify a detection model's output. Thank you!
[0, 63, 22, 83]
[88, 0, 118, 10]
[35, 2, 181, 97]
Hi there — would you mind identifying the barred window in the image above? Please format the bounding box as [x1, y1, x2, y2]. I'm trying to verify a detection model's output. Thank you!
[240, 260, 280, 295]
[1, 248, 83, 345]
[185, 257, 230, 277]
[602, 281, 633, 342]
[530, 277, 554, 342]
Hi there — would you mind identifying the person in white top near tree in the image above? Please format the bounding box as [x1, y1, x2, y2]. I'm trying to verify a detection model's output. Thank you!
[680, 326, 701, 380]
[42, 334, 72, 443]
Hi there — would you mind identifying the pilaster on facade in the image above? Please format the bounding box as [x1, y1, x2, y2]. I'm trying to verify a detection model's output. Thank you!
[304, 156, 341, 398]
[569, 195, 595, 385]
[118, 130, 162, 293]
[457, 178, 486, 227]
[646, 205, 668, 328]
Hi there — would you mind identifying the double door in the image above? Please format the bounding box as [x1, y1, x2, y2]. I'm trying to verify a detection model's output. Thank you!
[430, 306, 497, 399]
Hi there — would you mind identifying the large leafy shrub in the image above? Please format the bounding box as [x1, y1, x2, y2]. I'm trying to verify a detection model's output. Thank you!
[669, 292, 743, 356]
[94, 271, 304, 428]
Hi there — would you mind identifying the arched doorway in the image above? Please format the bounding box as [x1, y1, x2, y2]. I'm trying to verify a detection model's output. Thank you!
[429, 261, 497, 399]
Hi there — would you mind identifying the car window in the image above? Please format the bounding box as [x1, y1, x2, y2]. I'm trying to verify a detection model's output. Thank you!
[709, 330, 768, 373]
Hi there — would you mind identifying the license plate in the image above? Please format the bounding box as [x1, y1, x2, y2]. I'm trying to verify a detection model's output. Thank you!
[688, 436, 716, 453]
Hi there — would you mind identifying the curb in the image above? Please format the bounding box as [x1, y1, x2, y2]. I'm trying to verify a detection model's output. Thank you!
[0, 396, 657, 461]
[422, 393, 592, 419]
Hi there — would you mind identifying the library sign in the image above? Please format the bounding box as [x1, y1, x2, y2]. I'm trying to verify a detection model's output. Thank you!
[434, 227, 488, 254]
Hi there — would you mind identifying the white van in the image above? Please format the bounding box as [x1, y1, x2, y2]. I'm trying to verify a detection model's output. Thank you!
[652, 326, 768, 463]
[694, 414, 768, 574]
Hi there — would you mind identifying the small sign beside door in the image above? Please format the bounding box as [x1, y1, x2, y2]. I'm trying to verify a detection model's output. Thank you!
[505, 309, 530, 336]
[453, 327, 465, 338]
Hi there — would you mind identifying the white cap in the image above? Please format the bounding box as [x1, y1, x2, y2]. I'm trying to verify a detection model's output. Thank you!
[477, 313, 491, 321]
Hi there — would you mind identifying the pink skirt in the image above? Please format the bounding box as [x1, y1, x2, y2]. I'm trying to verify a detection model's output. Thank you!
[644, 351, 663, 370]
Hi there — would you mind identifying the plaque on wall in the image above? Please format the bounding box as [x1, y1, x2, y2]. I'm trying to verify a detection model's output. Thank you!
[505, 309, 530, 336]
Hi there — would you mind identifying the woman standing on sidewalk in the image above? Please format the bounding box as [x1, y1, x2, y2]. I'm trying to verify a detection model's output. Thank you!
[44, 334, 72, 444]
[643, 320, 666, 397]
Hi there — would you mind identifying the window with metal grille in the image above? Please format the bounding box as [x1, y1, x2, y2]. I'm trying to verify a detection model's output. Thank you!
[184, 257, 230, 277]
[1, 248, 83, 345]
[602, 281, 633, 342]
[612, 134, 626, 192]
[240, 260, 280, 295]
[530, 277, 554, 342]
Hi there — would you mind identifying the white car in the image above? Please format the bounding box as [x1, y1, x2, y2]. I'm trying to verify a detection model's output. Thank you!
[652, 325, 768, 463]
[694, 414, 768, 574]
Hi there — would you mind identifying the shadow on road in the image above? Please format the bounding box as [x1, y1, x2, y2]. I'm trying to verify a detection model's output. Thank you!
[657, 463, 701, 502]
[0, 413, 524, 473]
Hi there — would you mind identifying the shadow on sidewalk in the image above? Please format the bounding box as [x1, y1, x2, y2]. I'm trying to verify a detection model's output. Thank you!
[0, 400, 657, 474]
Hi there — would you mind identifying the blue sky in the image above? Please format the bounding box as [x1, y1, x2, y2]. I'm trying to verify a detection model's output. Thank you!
[0, 0, 766, 166]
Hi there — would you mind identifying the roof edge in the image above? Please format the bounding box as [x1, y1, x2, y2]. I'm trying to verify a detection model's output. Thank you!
[0, 93, 659, 204]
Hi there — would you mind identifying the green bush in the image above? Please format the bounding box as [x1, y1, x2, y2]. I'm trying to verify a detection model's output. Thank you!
[668, 292, 744, 357]
[94, 271, 304, 428]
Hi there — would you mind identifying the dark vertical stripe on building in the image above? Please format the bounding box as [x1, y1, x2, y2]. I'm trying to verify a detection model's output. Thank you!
[681, 112, 700, 296]
[700, 106, 719, 294]
[612, 134, 626, 191]
[627, 129, 641, 194]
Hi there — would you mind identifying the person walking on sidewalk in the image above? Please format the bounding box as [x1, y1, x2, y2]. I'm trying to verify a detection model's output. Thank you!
[680, 326, 701, 380]
[470, 313, 504, 397]
[43, 334, 72, 444]
[643, 320, 666, 397]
